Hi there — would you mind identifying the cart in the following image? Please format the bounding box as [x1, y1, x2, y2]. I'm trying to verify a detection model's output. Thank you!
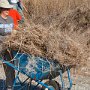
[1, 50, 72, 90]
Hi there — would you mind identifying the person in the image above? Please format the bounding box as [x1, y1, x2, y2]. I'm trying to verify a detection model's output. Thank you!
[0, 0, 15, 89]
[8, 0, 25, 23]
[9, 8, 22, 30]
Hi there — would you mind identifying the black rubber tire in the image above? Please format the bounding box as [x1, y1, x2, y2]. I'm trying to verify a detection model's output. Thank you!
[42, 80, 61, 90]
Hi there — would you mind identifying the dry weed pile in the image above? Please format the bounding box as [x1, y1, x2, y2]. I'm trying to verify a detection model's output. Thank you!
[3, 28, 81, 66]
[0, 0, 89, 68]
[2, 7, 90, 67]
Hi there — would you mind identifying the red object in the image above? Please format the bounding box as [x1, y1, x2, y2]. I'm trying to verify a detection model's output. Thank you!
[9, 9, 21, 29]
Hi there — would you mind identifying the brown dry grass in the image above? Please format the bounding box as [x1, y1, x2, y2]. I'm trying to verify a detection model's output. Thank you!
[23, 0, 90, 20]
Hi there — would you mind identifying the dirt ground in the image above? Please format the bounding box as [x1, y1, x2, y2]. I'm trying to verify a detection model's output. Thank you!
[55, 70, 90, 90]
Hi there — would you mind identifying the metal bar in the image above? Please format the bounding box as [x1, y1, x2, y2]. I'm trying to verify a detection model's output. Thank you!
[59, 70, 65, 89]
[33, 80, 42, 90]
[67, 69, 72, 90]
[21, 77, 30, 85]
[3, 61, 19, 71]
[37, 81, 54, 90]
